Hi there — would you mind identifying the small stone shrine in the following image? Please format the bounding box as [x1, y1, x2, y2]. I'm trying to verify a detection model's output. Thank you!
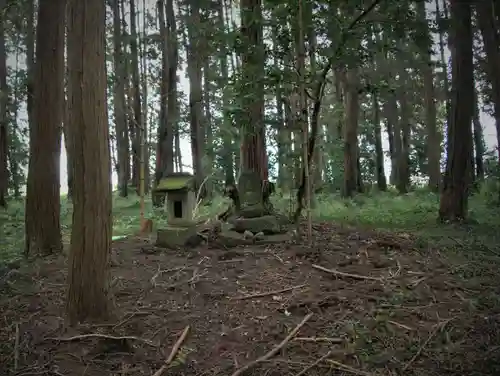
[218, 169, 291, 247]
[155, 173, 199, 248]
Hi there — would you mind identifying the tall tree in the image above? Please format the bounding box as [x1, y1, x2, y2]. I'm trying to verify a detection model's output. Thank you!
[239, 0, 267, 185]
[24, 0, 65, 256]
[112, 0, 129, 197]
[186, 0, 206, 196]
[217, 0, 235, 186]
[472, 86, 484, 180]
[155, 0, 176, 188]
[475, 0, 500, 162]
[0, 0, 8, 208]
[66, 0, 112, 323]
[165, 0, 178, 174]
[372, 90, 387, 191]
[416, 0, 441, 192]
[25, 0, 35, 137]
[439, 0, 474, 222]
[129, 0, 142, 191]
[342, 67, 360, 197]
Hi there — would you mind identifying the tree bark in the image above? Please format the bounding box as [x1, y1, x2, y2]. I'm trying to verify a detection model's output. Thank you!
[217, 0, 235, 186]
[129, 0, 142, 192]
[24, 0, 65, 257]
[0, 0, 9, 207]
[112, 0, 129, 197]
[66, 0, 112, 323]
[342, 67, 359, 197]
[439, 0, 474, 222]
[472, 86, 484, 180]
[475, 0, 500, 162]
[416, 0, 441, 192]
[186, 0, 205, 195]
[240, 0, 267, 181]
[156, 0, 175, 188]
[373, 91, 387, 191]
[385, 91, 399, 185]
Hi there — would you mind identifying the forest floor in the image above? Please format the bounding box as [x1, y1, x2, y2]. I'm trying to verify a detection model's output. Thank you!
[1, 190, 500, 375]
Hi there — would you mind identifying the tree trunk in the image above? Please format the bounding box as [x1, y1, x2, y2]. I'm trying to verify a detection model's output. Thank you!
[63, 44, 74, 199]
[25, 0, 35, 142]
[439, 0, 474, 222]
[24, 0, 65, 257]
[186, 0, 205, 196]
[217, 0, 234, 186]
[416, 0, 441, 191]
[472, 86, 484, 180]
[475, 0, 500, 162]
[385, 92, 399, 185]
[396, 70, 410, 194]
[112, 0, 129, 197]
[155, 0, 176, 184]
[203, 58, 213, 198]
[66, 0, 112, 323]
[373, 91, 387, 191]
[342, 67, 359, 198]
[0, 0, 9, 207]
[156, 0, 174, 189]
[140, 0, 149, 194]
[240, 0, 267, 189]
[165, 0, 178, 174]
[129, 0, 142, 192]
[435, 0, 451, 146]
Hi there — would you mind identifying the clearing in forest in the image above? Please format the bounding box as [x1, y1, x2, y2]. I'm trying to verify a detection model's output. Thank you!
[1, 220, 500, 376]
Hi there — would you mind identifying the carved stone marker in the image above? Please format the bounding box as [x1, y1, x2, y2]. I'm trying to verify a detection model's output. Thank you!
[218, 169, 291, 247]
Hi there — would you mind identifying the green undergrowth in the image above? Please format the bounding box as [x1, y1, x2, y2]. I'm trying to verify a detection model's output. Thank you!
[1, 187, 499, 266]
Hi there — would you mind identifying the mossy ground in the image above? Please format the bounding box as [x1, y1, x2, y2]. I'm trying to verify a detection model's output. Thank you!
[1, 187, 499, 375]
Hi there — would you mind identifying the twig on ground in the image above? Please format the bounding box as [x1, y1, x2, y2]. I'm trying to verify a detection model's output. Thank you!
[294, 337, 343, 343]
[231, 284, 308, 300]
[46, 333, 158, 347]
[151, 266, 186, 286]
[218, 258, 246, 264]
[165, 271, 208, 289]
[294, 351, 332, 376]
[325, 359, 374, 376]
[14, 323, 19, 371]
[152, 325, 190, 376]
[402, 318, 453, 371]
[388, 320, 414, 331]
[112, 310, 151, 329]
[409, 276, 427, 288]
[230, 313, 313, 376]
[312, 264, 382, 281]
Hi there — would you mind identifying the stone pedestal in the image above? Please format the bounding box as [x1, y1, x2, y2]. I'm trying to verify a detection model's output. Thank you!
[156, 225, 198, 248]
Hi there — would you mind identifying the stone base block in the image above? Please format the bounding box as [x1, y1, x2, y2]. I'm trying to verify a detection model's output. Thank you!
[218, 230, 291, 248]
[156, 226, 198, 249]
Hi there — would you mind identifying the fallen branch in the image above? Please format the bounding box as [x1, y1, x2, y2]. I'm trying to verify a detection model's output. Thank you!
[151, 266, 186, 286]
[165, 271, 208, 290]
[294, 336, 343, 343]
[294, 351, 332, 376]
[402, 318, 452, 371]
[152, 326, 190, 376]
[312, 264, 382, 282]
[46, 333, 158, 347]
[14, 323, 19, 371]
[231, 284, 308, 300]
[388, 320, 414, 331]
[325, 359, 374, 376]
[230, 313, 313, 376]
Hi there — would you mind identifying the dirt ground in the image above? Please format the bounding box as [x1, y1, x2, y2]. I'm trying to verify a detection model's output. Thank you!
[1, 222, 500, 376]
